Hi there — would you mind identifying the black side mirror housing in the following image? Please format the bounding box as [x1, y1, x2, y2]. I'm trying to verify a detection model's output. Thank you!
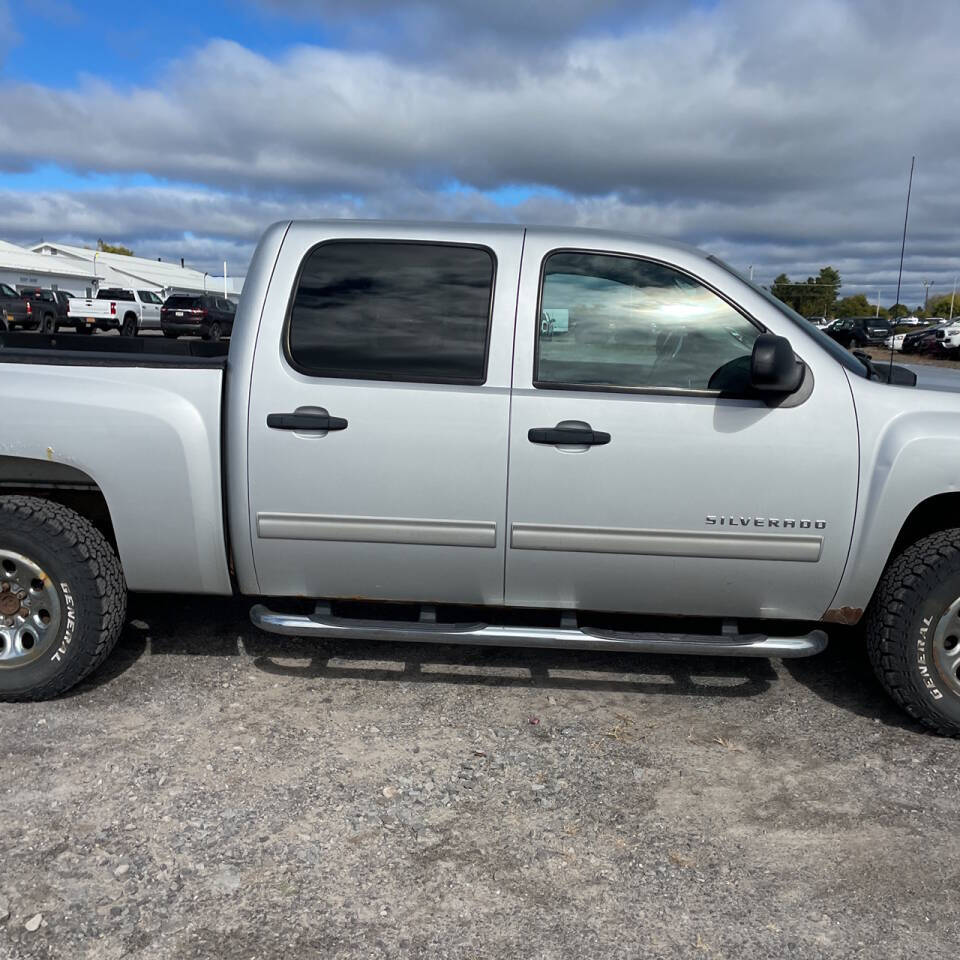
[750, 333, 804, 393]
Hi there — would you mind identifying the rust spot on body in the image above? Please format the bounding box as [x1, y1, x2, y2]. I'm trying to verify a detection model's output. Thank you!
[822, 606, 864, 625]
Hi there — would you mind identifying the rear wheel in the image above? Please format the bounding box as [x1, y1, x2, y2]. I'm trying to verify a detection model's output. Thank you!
[204, 321, 222, 343]
[0, 497, 126, 701]
[866, 529, 960, 736]
[120, 314, 138, 337]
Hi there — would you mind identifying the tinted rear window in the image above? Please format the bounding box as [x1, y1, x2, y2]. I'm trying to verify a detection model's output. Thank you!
[287, 241, 495, 383]
[165, 296, 203, 309]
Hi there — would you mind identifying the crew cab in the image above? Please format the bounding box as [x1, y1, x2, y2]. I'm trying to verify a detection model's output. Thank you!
[96, 287, 163, 336]
[2, 220, 960, 737]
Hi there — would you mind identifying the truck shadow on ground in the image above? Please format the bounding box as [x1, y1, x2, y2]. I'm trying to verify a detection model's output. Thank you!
[80, 594, 925, 733]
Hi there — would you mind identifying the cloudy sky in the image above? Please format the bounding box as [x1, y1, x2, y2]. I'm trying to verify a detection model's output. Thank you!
[0, 0, 957, 307]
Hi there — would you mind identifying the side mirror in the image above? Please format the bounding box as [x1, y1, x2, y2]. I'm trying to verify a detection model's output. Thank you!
[750, 333, 804, 393]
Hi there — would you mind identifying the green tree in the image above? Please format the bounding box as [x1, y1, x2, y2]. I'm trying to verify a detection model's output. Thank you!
[769, 267, 840, 317]
[835, 294, 873, 317]
[811, 266, 840, 317]
[97, 239, 134, 256]
[771, 273, 793, 307]
[926, 293, 957, 319]
[889, 303, 910, 319]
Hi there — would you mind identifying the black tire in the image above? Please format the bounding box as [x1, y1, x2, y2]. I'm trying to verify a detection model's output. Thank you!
[866, 529, 960, 737]
[203, 321, 222, 343]
[120, 313, 138, 337]
[41, 313, 56, 334]
[0, 496, 126, 701]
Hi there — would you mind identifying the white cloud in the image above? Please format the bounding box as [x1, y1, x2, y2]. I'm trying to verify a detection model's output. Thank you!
[0, 0, 957, 296]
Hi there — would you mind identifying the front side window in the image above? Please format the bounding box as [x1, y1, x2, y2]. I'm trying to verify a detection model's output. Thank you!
[535, 252, 761, 392]
[288, 241, 495, 383]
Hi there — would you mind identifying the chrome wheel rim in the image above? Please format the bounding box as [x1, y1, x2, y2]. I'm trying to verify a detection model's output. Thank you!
[0, 550, 63, 669]
[932, 596, 960, 699]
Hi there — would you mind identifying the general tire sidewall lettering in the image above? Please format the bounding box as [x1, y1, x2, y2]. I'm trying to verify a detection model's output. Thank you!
[915, 580, 960, 719]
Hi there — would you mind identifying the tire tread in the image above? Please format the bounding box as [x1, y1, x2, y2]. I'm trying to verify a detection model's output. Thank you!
[865, 528, 960, 737]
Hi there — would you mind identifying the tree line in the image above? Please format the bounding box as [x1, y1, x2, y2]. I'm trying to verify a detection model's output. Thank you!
[770, 267, 954, 319]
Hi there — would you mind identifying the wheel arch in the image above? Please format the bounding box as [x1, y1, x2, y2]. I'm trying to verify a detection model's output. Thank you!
[0, 455, 118, 551]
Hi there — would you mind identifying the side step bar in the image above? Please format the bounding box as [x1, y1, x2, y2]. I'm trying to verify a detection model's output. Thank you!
[249, 603, 827, 659]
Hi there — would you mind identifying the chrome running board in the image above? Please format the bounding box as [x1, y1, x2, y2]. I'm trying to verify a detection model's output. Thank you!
[249, 603, 828, 659]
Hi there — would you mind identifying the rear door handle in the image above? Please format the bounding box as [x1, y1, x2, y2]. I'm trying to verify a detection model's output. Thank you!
[267, 412, 348, 431]
[528, 422, 610, 446]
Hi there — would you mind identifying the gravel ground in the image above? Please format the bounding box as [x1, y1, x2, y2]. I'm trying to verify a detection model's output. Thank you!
[1, 594, 958, 960]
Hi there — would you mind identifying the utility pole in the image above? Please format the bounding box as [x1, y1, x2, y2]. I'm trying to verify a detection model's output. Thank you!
[922, 279, 934, 313]
[950, 276, 957, 322]
[876, 288, 881, 318]
[748, 265, 754, 282]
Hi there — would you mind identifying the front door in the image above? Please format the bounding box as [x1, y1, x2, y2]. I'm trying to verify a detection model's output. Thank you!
[247, 227, 524, 604]
[504, 233, 859, 621]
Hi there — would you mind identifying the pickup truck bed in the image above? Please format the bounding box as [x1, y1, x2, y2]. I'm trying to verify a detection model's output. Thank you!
[0, 330, 227, 366]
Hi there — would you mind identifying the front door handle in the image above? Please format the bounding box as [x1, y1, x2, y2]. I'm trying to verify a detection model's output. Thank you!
[528, 422, 610, 446]
[267, 412, 348, 431]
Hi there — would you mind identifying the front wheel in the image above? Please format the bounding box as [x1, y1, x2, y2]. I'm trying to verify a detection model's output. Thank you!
[40, 313, 56, 334]
[0, 497, 126, 701]
[866, 529, 960, 736]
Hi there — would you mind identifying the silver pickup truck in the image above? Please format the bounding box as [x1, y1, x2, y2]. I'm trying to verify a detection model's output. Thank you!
[2, 220, 960, 735]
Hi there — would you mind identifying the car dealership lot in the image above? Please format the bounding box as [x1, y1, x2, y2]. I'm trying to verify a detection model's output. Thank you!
[1, 594, 958, 960]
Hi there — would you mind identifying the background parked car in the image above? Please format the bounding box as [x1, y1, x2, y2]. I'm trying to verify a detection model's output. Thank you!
[161, 294, 236, 341]
[901, 322, 950, 355]
[936, 323, 960, 358]
[20, 288, 77, 333]
[824, 316, 892, 348]
[16, 288, 62, 333]
[96, 287, 162, 336]
[0, 282, 38, 331]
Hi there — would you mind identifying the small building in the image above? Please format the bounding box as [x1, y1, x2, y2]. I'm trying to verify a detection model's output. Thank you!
[0, 240, 98, 297]
[28, 241, 245, 301]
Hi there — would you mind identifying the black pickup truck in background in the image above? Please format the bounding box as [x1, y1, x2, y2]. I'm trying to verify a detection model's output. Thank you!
[19, 288, 74, 333]
[0, 283, 38, 331]
[0, 285, 76, 333]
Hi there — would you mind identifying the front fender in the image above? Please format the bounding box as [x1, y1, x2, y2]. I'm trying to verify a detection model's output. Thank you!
[829, 383, 960, 618]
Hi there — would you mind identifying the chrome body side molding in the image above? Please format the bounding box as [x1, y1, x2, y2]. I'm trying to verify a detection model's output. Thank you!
[257, 513, 497, 548]
[510, 523, 823, 563]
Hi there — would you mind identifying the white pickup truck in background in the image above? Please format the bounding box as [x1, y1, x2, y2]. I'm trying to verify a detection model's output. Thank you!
[66, 287, 163, 335]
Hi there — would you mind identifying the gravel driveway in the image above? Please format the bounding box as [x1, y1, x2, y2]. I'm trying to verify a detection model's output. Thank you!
[1, 594, 958, 959]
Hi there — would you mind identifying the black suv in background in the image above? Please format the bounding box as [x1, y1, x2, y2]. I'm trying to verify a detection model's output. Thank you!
[160, 294, 236, 341]
[824, 316, 892, 348]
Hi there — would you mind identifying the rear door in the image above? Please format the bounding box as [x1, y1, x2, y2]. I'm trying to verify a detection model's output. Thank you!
[137, 291, 161, 329]
[503, 231, 859, 621]
[246, 224, 523, 604]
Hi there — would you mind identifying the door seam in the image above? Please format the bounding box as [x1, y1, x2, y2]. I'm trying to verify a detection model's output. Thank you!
[501, 228, 526, 605]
